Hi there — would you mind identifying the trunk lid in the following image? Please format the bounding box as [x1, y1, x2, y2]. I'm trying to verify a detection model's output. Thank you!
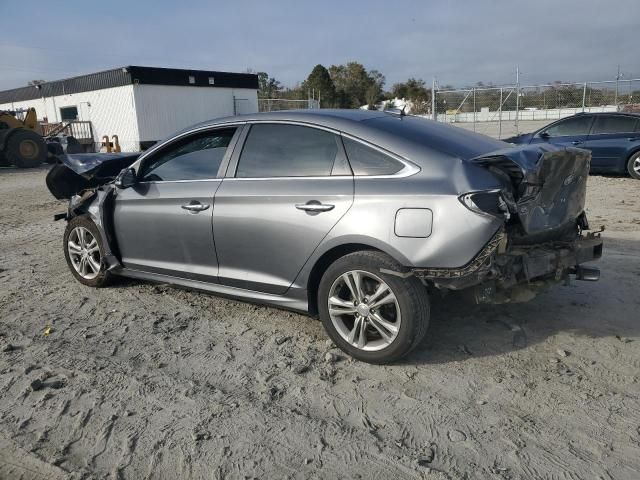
[469, 144, 591, 235]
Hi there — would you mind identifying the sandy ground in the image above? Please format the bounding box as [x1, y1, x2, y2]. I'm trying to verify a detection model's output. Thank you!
[0, 166, 639, 480]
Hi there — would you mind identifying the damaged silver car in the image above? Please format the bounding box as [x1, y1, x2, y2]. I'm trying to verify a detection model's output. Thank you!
[46, 110, 603, 363]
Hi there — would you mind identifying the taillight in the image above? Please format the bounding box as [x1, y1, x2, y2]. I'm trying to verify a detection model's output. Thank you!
[459, 189, 510, 219]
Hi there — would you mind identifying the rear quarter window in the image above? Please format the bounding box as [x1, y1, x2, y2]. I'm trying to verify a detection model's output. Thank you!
[342, 137, 403, 176]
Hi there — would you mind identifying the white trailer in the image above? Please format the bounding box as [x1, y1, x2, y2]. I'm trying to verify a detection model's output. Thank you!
[0, 66, 259, 152]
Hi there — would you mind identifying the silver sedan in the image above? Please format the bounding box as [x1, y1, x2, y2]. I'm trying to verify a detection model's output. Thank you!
[48, 109, 602, 363]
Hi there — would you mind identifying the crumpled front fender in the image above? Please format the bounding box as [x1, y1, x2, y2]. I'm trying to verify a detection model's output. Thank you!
[67, 186, 121, 271]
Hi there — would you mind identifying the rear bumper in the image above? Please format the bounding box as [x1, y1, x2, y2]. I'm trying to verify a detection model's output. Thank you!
[412, 228, 603, 302]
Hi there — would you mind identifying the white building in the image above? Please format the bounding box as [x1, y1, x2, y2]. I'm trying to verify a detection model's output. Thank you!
[0, 66, 259, 152]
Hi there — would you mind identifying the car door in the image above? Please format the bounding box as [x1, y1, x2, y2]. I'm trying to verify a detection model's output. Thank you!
[531, 115, 593, 149]
[582, 115, 640, 171]
[212, 122, 354, 294]
[113, 126, 240, 282]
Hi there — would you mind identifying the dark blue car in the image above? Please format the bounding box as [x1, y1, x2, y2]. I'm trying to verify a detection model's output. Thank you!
[506, 112, 640, 179]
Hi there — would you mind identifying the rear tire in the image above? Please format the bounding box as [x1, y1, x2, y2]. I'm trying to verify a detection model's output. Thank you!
[63, 216, 113, 288]
[627, 151, 640, 180]
[318, 251, 430, 364]
[6, 129, 47, 168]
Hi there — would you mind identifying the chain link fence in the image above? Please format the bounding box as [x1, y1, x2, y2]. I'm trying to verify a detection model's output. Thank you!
[433, 79, 640, 139]
[258, 98, 320, 112]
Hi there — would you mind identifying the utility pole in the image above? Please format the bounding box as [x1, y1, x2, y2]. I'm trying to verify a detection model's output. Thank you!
[614, 65, 621, 109]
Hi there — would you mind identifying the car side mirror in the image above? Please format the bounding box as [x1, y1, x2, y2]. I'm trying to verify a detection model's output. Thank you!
[115, 167, 137, 189]
[538, 131, 550, 139]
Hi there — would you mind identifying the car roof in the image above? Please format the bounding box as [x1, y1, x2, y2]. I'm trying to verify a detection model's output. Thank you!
[195, 108, 387, 127]
[575, 111, 640, 118]
[188, 109, 507, 162]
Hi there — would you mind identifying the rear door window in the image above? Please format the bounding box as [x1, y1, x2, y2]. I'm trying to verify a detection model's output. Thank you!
[590, 115, 638, 134]
[543, 116, 593, 137]
[342, 137, 403, 176]
[236, 124, 339, 178]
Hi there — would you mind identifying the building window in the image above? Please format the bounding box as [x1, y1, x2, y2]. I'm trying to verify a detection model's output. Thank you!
[188, 75, 195, 84]
[208, 77, 215, 85]
[60, 106, 78, 121]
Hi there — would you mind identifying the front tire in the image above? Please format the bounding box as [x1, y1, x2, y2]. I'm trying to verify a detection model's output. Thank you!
[627, 151, 640, 180]
[318, 251, 430, 364]
[63, 216, 113, 287]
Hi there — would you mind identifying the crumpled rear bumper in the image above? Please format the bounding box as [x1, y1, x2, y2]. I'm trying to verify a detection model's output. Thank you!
[412, 228, 603, 302]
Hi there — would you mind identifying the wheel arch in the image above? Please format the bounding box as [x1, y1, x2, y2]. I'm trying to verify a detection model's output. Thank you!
[626, 147, 640, 177]
[305, 241, 407, 317]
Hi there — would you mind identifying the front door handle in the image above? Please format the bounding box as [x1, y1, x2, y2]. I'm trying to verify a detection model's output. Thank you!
[181, 202, 210, 213]
[295, 202, 335, 213]
[571, 141, 583, 145]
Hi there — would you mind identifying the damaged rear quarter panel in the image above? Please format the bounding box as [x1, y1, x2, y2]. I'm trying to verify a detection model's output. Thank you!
[471, 144, 591, 235]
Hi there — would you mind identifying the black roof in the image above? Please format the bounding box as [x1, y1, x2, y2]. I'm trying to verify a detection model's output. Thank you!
[576, 111, 640, 117]
[0, 66, 259, 104]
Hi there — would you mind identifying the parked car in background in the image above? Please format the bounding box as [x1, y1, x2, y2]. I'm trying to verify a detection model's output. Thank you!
[506, 112, 640, 179]
[46, 110, 602, 364]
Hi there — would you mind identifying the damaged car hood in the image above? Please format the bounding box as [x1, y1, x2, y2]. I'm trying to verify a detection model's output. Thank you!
[46, 152, 140, 200]
[469, 144, 591, 235]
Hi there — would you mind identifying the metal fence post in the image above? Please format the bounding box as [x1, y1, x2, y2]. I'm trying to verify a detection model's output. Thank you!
[498, 87, 503, 140]
[515, 66, 520, 135]
[472, 87, 476, 132]
[582, 82, 587, 112]
[432, 78, 437, 121]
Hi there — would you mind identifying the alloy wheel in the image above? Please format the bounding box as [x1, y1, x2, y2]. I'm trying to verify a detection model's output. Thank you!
[328, 270, 401, 351]
[67, 226, 101, 280]
[633, 156, 640, 175]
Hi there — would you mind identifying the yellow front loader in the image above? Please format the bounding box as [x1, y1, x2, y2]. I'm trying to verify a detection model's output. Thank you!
[0, 108, 48, 168]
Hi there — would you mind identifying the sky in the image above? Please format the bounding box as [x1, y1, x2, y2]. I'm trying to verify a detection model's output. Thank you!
[1, 0, 639, 92]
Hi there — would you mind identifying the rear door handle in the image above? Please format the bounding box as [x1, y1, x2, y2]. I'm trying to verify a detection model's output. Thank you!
[295, 202, 335, 212]
[181, 202, 210, 212]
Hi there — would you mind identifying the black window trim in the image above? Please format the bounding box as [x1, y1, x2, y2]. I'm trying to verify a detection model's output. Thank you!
[134, 123, 244, 184]
[539, 114, 594, 138]
[588, 114, 640, 136]
[224, 120, 419, 180]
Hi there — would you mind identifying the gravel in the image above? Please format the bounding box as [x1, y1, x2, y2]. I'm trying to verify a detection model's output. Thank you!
[0, 166, 639, 479]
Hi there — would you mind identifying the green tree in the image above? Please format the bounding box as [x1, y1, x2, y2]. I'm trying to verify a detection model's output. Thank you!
[391, 78, 431, 114]
[301, 64, 336, 107]
[328, 62, 385, 108]
[256, 72, 282, 99]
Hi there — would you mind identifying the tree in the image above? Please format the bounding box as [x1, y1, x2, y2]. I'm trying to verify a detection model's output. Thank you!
[301, 64, 336, 107]
[256, 72, 282, 99]
[390, 78, 431, 114]
[328, 62, 385, 108]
